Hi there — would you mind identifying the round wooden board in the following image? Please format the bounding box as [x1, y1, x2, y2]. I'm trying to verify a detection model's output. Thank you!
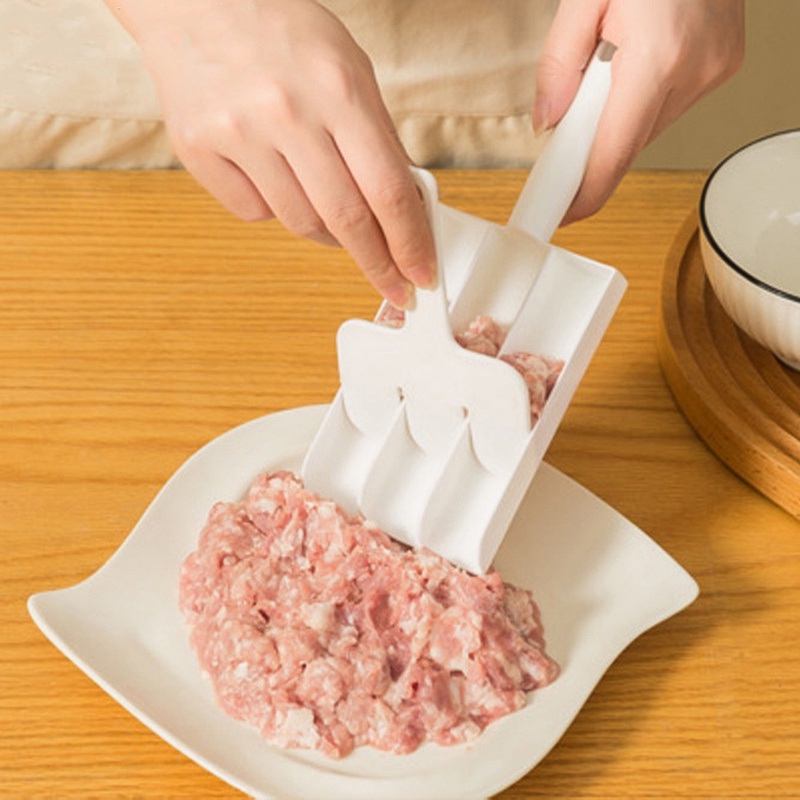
[658, 210, 800, 518]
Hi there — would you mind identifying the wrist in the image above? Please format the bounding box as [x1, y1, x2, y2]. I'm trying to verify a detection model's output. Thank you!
[102, 0, 212, 42]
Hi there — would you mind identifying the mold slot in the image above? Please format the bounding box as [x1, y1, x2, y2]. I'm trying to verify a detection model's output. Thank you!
[436, 204, 494, 304]
[448, 224, 550, 334]
[419, 425, 510, 574]
[359, 403, 463, 549]
[302, 392, 379, 516]
[501, 248, 621, 361]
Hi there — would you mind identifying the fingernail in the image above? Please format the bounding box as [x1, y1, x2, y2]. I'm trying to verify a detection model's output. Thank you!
[389, 280, 416, 311]
[408, 265, 438, 290]
[533, 95, 550, 137]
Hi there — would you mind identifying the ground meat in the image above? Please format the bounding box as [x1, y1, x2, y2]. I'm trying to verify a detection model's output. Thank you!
[456, 315, 564, 424]
[179, 471, 559, 758]
[454, 314, 508, 356]
[378, 309, 564, 424]
[501, 350, 563, 425]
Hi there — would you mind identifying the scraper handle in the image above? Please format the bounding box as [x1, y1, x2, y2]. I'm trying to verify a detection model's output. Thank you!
[508, 40, 616, 244]
[405, 168, 454, 345]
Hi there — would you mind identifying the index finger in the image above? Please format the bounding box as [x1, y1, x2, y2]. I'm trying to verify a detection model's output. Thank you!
[340, 139, 438, 292]
[287, 125, 434, 308]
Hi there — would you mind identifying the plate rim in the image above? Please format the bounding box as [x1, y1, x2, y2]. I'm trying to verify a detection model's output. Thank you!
[28, 404, 699, 800]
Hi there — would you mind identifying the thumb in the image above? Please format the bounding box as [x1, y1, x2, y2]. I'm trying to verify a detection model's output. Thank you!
[533, 0, 605, 134]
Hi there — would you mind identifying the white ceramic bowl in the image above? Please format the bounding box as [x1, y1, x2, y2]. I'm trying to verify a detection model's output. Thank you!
[699, 128, 800, 370]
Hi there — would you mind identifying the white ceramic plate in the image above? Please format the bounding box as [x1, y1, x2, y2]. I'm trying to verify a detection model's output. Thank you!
[28, 405, 698, 800]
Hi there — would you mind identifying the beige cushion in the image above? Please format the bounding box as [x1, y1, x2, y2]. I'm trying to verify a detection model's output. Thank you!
[0, 0, 556, 170]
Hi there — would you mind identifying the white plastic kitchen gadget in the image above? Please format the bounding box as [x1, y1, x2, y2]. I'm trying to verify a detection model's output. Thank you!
[302, 42, 626, 573]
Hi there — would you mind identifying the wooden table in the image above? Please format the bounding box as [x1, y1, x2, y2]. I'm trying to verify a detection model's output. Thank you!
[2, 169, 798, 798]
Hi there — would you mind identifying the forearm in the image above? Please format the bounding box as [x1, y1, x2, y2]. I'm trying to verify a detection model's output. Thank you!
[99, 0, 434, 306]
[102, 0, 213, 42]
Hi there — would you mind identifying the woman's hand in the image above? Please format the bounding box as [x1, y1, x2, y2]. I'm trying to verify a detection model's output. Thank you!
[534, 0, 745, 224]
[107, 0, 436, 308]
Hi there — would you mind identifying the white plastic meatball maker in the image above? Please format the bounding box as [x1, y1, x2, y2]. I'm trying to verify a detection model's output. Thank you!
[302, 42, 626, 574]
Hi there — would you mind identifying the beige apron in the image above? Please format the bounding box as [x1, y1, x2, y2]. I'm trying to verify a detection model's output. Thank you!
[0, 0, 557, 169]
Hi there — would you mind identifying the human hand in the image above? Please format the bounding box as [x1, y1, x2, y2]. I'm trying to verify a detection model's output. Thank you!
[107, 0, 436, 308]
[534, 0, 745, 224]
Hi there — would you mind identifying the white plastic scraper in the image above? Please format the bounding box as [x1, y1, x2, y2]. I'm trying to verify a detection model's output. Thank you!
[303, 42, 626, 574]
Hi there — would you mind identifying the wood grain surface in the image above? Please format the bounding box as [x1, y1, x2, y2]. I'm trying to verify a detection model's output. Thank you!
[2, 169, 799, 798]
[658, 211, 800, 518]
